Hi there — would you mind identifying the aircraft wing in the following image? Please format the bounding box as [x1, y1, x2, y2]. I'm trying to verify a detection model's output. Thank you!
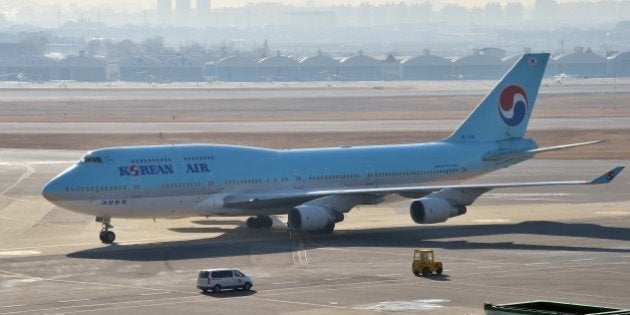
[223, 166, 624, 209]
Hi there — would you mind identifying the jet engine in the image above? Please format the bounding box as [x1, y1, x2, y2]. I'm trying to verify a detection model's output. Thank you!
[288, 205, 342, 232]
[410, 197, 467, 224]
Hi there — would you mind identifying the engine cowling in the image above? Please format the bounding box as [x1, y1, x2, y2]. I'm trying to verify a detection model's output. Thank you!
[410, 197, 467, 224]
[288, 205, 336, 232]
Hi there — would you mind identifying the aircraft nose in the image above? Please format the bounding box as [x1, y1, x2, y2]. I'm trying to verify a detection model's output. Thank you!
[42, 177, 63, 202]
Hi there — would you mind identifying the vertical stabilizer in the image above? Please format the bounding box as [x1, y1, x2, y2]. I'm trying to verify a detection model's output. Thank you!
[445, 53, 550, 142]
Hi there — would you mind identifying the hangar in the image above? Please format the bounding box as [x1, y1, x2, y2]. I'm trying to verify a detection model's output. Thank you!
[401, 50, 452, 80]
[216, 55, 259, 82]
[161, 55, 204, 82]
[2, 55, 57, 82]
[339, 51, 381, 81]
[258, 52, 299, 82]
[58, 54, 107, 82]
[117, 56, 162, 82]
[551, 47, 607, 78]
[452, 49, 504, 80]
[299, 52, 339, 81]
[607, 50, 630, 77]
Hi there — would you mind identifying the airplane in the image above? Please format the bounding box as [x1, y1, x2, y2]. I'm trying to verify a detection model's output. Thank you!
[549, 71, 578, 84]
[41, 53, 625, 244]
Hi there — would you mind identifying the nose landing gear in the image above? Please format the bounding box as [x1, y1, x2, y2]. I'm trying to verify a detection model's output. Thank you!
[96, 216, 115, 244]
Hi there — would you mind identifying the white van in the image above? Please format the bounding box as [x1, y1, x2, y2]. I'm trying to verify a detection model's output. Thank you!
[197, 268, 253, 293]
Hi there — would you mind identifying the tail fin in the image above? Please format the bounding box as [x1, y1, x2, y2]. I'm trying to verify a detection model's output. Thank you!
[445, 53, 550, 142]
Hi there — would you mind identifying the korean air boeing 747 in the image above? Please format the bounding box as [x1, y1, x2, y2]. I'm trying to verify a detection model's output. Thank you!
[42, 53, 624, 244]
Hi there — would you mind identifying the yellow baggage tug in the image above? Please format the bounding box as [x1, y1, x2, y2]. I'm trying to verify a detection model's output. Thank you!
[411, 249, 443, 276]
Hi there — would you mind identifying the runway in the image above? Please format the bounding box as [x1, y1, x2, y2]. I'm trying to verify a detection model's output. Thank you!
[1, 77, 629, 101]
[0, 117, 629, 134]
[0, 148, 628, 314]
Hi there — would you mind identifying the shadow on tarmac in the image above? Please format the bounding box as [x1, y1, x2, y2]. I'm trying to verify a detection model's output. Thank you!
[200, 289, 257, 298]
[67, 221, 630, 261]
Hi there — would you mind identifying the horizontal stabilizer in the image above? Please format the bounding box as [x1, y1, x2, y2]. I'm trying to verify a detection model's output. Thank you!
[483, 140, 604, 161]
[589, 166, 625, 184]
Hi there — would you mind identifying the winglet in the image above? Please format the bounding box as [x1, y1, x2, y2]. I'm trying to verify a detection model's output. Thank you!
[589, 167, 625, 184]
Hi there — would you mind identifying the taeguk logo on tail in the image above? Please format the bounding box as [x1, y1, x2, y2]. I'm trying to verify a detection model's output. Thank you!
[498, 85, 528, 126]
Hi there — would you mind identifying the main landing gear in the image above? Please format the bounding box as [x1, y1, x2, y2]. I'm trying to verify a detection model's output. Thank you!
[96, 216, 115, 244]
[246, 215, 273, 229]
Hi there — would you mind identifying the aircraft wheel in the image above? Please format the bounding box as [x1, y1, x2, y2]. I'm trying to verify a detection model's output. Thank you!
[263, 216, 273, 228]
[99, 231, 115, 244]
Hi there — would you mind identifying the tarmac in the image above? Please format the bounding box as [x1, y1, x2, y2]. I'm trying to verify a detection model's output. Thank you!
[0, 151, 628, 315]
[0, 80, 629, 314]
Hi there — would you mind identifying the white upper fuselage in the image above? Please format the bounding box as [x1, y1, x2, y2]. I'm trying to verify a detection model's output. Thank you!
[42, 140, 527, 219]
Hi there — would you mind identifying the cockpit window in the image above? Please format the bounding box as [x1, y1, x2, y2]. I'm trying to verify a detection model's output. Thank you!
[81, 156, 103, 163]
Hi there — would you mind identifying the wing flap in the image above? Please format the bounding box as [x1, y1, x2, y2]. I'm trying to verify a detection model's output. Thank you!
[483, 140, 604, 161]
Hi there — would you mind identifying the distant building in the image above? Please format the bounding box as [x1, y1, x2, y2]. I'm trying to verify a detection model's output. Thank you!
[551, 47, 607, 78]
[401, 49, 452, 80]
[196, 0, 210, 25]
[117, 56, 162, 82]
[608, 51, 630, 77]
[204, 61, 217, 79]
[381, 54, 402, 81]
[4, 55, 57, 82]
[453, 49, 504, 79]
[216, 55, 258, 81]
[161, 55, 204, 81]
[175, 0, 192, 25]
[298, 52, 339, 81]
[157, 0, 172, 24]
[339, 51, 381, 81]
[58, 53, 108, 82]
[258, 52, 299, 81]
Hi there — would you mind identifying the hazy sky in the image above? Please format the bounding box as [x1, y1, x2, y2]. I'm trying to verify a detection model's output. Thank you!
[26, 0, 543, 10]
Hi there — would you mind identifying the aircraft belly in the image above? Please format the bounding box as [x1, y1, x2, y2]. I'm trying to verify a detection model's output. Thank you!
[64, 196, 203, 219]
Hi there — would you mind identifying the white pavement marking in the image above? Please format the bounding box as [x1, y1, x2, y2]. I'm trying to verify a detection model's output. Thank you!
[0, 163, 35, 196]
[254, 298, 346, 309]
[323, 277, 352, 281]
[0, 295, 205, 315]
[0, 250, 41, 256]
[477, 265, 504, 269]
[595, 211, 630, 216]
[354, 299, 450, 312]
[271, 281, 298, 285]
[138, 292, 170, 296]
[58, 299, 92, 303]
[0, 306, 26, 309]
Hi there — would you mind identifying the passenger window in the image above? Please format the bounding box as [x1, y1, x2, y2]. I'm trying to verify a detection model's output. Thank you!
[234, 271, 243, 277]
[198, 271, 209, 278]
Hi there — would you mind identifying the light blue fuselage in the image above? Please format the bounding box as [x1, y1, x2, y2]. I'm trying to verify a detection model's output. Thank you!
[43, 139, 533, 219]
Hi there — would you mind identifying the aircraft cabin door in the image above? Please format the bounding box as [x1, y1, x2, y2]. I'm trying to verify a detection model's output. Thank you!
[293, 171, 304, 189]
